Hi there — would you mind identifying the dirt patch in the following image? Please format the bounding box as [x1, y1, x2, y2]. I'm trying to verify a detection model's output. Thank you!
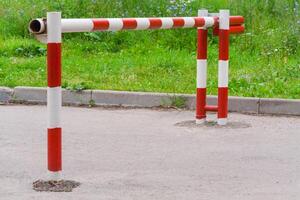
[175, 120, 251, 129]
[33, 180, 80, 192]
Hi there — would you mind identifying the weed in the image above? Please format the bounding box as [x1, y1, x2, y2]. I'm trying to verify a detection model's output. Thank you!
[170, 96, 187, 108]
[89, 99, 95, 107]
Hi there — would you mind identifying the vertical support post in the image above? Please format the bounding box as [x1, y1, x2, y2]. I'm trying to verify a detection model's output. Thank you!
[217, 10, 229, 125]
[47, 12, 62, 179]
[196, 9, 208, 124]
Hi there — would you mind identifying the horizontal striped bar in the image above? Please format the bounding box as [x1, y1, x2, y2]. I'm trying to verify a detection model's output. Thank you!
[92, 17, 210, 31]
[54, 16, 244, 33]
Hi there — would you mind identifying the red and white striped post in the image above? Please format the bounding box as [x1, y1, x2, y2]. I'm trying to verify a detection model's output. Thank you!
[217, 10, 230, 125]
[196, 9, 208, 124]
[47, 12, 62, 179]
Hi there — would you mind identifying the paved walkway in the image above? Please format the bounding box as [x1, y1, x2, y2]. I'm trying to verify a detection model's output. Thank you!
[0, 105, 299, 199]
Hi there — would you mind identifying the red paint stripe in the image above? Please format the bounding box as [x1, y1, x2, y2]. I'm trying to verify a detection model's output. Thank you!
[229, 16, 244, 25]
[122, 19, 137, 29]
[48, 128, 62, 172]
[212, 17, 219, 36]
[219, 30, 229, 60]
[213, 17, 219, 26]
[196, 88, 206, 119]
[149, 18, 162, 29]
[197, 29, 208, 59]
[213, 26, 219, 36]
[229, 25, 245, 34]
[172, 18, 185, 28]
[218, 87, 228, 118]
[47, 43, 61, 87]
[205, 105, 218, 112]
[194, 17, 205, 27]
[92, 19, 110, 31]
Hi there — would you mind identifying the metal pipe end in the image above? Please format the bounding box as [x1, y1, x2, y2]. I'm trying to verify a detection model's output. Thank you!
[29, 18, 46, 34]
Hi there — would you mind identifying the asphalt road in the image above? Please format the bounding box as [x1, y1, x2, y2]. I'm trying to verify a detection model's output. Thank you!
[0, 105, 299, 199]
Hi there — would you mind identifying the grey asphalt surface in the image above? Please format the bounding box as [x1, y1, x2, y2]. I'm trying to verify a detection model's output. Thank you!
[0, 105, 299, 200]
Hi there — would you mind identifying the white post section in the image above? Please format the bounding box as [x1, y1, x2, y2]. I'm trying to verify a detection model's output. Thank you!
[47, 12, 62, 180]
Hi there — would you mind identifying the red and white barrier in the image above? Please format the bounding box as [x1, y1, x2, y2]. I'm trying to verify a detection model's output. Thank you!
[30, 10, 244, 179]
[47, 12, 62, 180]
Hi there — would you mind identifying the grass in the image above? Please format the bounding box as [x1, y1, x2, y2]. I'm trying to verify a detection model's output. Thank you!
[0, 0, 299, 99]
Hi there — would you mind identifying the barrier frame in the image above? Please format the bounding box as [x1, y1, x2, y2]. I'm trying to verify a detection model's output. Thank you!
[29, 9, 244, 179]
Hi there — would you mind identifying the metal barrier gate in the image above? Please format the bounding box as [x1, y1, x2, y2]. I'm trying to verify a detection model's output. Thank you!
[29, 9, 244, 179]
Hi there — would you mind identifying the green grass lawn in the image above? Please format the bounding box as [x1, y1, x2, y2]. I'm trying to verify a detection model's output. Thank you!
[0, 0, 299, 99]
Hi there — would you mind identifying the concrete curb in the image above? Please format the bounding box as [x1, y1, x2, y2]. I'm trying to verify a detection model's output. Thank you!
[259, 98, 300, 116]
[0, 87, 13, 103]
[12, 86, 92, 106]
[0, 86, 299, 116]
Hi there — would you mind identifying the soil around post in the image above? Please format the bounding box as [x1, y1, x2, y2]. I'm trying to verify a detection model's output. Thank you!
[33, 180, 80, 192]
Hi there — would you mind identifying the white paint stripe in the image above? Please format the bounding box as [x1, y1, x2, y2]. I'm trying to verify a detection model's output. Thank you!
[136, 18, 150, 30]
[47, 12, 61, 43]
[219, 10, 230, 30]
[108, 18, 123, 31]
[197, 59, 207, 88]
[203, 17, 215, 28]
[218, 60, 229, 87]
[160, 18, 173, 29]
[217, 118, 227, 125]
[48, 171, 62, 180]
[47, 87, 61, 128]
[182, 17, 195, 27]
[62, 19, 93, 32]
[196, 118, 206, 124]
